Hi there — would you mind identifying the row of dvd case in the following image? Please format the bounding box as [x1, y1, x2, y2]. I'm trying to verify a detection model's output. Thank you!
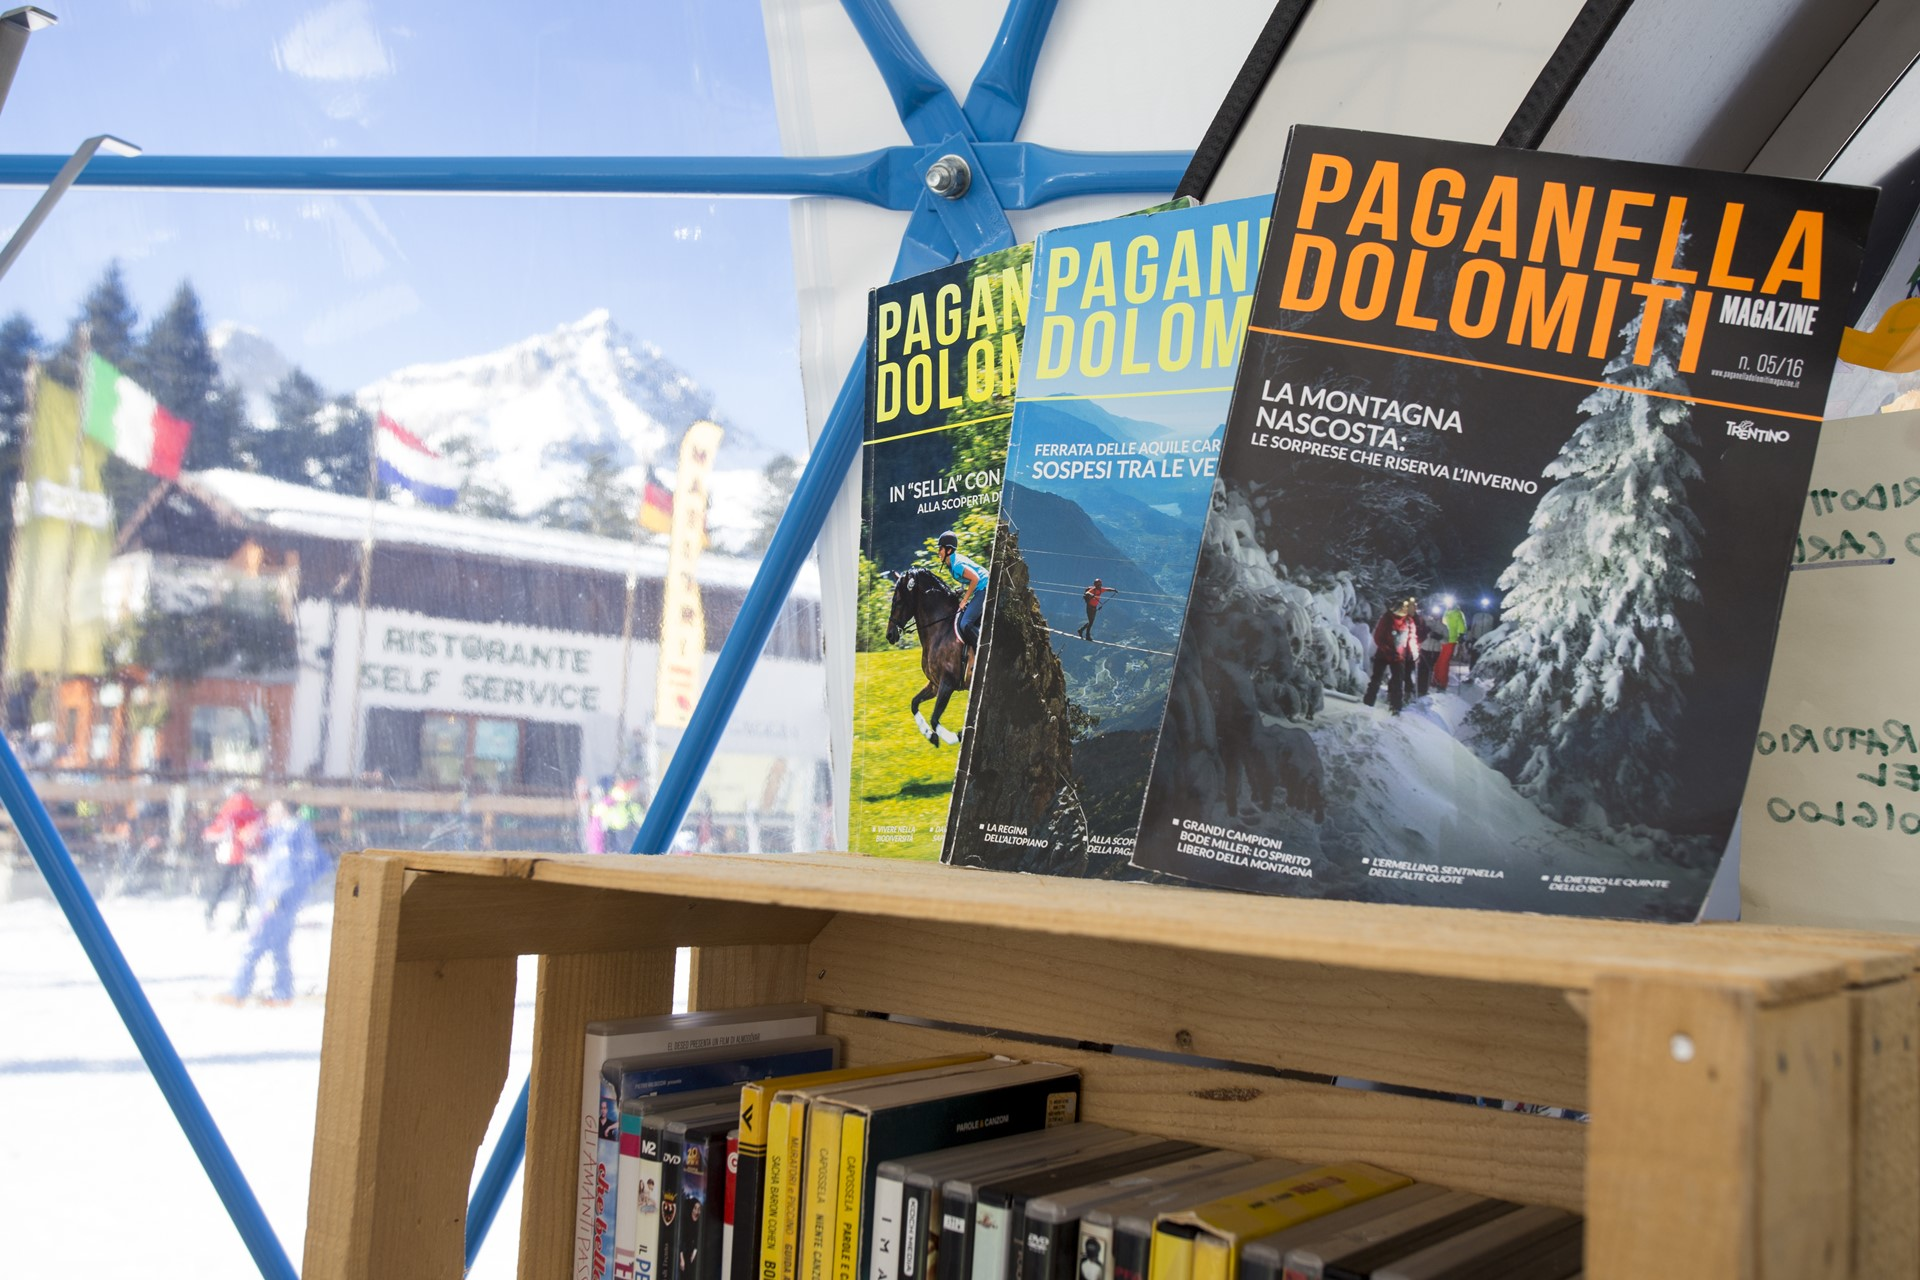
[571, 1005, 1583, 1280]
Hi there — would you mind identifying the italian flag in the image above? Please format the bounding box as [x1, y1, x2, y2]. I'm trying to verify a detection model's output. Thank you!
[83, 354, 193, 480]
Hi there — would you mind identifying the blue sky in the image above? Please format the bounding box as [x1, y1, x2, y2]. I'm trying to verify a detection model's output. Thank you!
[0, 0, 814, 455]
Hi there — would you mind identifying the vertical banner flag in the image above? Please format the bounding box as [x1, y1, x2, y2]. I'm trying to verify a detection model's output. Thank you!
[6, 371, 113, 675]
[82, 354, 193, 479]
[655, 420, 723, 729]
[374, 412, 458, 507]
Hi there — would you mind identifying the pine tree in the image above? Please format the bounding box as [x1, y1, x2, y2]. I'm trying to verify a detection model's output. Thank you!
[1471, 293, 1704, 827]
[137, 282, 246, 471]
[537, 446, 638, 538]
[439, 434, 517, 520]
[742, 454, 799, 555]
[243, 368, 329, 484]
[0, 313, 42, 443]
[51, 261, 139, 382]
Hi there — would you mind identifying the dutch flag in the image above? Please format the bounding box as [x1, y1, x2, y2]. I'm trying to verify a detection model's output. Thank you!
[375, 413, 459, 507]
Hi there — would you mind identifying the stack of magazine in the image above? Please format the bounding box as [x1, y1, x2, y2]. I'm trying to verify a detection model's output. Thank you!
[850, 124, 1877, 923]
[572, 1005, 1586, 1280]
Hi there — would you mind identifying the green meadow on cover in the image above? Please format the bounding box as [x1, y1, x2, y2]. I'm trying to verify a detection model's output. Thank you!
[852, 246, 1032, 858]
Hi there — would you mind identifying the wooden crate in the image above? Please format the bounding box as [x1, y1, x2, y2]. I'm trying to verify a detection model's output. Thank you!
[302, 850, 1920, 1280]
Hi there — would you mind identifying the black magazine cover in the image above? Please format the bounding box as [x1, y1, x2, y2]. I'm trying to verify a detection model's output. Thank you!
[1131, 126, 1876, 920]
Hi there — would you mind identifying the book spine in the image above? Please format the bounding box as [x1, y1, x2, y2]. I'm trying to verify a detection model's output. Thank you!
[903, 1183, 938, 1280]
[835, 1111, 870, 1280]
[1146, 1226, 1195, 1280]
[1190, 1237, 1230, 1280]
[661, 1132, 690, 1280]
[1109, 1223, 1150, 1280]
[800, 1105, 847, 1280]
[971, 1201, 1010, 1280]
[597, 1076, 624, 1280]
[615, 1114, 646, 1280]
[724, 1132, 739, 1280]
[582, 1032, 615, 1280]
[637, 1126, 668, 1280]
[762, 1097, 799, 1280]
[692, 1130, 730, 1280]
[940, 1188, 976, 1280]
[1079, 1221, 1116, 1280]
[869, 1172, 906, 1280]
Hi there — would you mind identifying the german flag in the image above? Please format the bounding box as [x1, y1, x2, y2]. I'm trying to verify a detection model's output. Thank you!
[639, 467, 674, 533]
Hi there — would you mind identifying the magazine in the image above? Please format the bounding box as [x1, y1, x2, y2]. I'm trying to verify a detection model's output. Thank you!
[1130, 125, 1875, 920]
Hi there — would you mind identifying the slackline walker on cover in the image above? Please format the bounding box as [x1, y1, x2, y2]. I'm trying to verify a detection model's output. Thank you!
[0, 1, 1655, 1276]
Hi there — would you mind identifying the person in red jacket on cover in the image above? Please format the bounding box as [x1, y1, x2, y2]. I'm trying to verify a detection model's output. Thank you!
[1077, 578, 1118, 640]
[1363, 597, 1420, 714]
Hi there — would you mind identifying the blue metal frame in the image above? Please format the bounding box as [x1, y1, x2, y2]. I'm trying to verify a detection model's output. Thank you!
[0, 1, 1190, 1275]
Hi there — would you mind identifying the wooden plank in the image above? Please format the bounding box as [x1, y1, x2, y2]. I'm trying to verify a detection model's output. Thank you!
[822, 1013, 1586, 1213]
[518, 950, 678, 1280]
[806, 915, 1589, 1109]
[303, 854, 518, 1280]
[387, 872, 833, 961]
[305, 853, 406, 1280]
[1702, 922, 1920, 987]
[1850, 977, 1920, 1278]
[1757, 992, 1852, 1280]
[1588, 979, 1854, 1279]
[1588, 977, 1759, 1277]
[689, 943, 811, 1009]
[363, 850, 1870, 999]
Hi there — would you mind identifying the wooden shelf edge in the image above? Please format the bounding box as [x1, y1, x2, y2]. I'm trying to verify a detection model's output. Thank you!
[358, 849, 1911, 1002]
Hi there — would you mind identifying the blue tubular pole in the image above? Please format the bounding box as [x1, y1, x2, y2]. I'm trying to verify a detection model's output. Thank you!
[0, 732, 299, 1280]
[962, 0, 1061, 139]
[0, 150, 923, 205]
[836, 0, 973, 142]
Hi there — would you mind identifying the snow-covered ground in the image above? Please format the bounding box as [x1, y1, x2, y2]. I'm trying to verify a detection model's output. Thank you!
[0, 882, 675, 1279]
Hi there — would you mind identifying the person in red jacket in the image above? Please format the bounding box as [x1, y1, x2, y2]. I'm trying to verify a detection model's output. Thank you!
[1077, 578, 1118, 640]
[201, 788, 263, 931]
[1363, 597, 1420, 714]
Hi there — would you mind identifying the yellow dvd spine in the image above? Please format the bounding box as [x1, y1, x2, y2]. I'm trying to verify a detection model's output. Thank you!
[1181, 1164, 1410, 1244]
[1190, 1236, 1232, 1280]
[800, 1104, 847, 1280]
[1147, 1228, 1193, 1280]
[762, 1098, 797, 1280]
[833, 1111, 869, 1280]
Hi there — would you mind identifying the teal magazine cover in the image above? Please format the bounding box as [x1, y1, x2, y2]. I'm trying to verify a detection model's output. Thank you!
[942, 196, 1271, 877]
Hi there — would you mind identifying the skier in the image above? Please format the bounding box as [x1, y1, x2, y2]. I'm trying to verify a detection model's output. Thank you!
[224, 800, 332, 1006]
[1415, 609, 1443, 697]
[1077, 578, 1117, 640]
[1363, 598, 1419, 714]
[935, 530, 988, 650]
[201, 787, 262, 931]
[1436, 599, 1468, 690]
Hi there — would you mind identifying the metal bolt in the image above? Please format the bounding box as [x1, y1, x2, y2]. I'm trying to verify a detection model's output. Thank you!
[925, 154, 971, 199]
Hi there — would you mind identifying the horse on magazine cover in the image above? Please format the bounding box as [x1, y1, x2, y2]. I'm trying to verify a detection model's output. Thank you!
[886, 568, 968, 745]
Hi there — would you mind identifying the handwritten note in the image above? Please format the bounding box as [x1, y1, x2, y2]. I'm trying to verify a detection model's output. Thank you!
[1742, 409, 1920, 930]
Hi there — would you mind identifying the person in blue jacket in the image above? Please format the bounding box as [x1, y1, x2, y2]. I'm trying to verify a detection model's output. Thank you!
[225, 800, 333, 1006]
[936, 530, 988, 649]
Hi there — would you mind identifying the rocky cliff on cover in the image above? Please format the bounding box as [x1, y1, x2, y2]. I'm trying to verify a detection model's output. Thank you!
[1130, 126, 1876, 920]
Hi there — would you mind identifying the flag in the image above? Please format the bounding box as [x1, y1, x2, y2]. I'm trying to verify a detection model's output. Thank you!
[639, 467, 673, 533]
[656, 420, 723, 730]
[6, 371, 112, 676]
[82, 354, 192, 479]
[374, 412, 458, 507]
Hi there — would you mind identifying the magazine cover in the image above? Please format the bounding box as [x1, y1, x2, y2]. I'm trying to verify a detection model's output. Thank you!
[851, 246, 1033, 858]
[1131, 125, 1875, 920]
[942, 196, 1272, 877]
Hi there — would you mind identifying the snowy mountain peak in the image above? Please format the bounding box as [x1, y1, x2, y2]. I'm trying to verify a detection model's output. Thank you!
[209, 322, 296, 430]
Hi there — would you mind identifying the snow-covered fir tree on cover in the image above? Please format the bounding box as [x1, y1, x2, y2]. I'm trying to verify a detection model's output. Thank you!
[1472, 287, 1704, 827]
